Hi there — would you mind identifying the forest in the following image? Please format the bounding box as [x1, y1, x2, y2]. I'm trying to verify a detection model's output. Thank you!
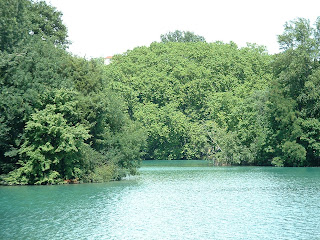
[1, 0, 319, 185]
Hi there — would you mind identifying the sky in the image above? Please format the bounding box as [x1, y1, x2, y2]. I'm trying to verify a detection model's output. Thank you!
[45, 0, 320, 59]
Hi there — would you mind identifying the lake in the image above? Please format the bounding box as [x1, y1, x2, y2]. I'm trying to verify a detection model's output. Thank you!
[0, 160, 319, 239]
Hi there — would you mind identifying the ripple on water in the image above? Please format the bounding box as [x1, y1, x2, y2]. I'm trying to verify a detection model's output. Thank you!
[0, 165, 319, 240]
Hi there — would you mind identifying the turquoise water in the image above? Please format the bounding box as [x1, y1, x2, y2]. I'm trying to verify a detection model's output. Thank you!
[0, 161, 319, 239]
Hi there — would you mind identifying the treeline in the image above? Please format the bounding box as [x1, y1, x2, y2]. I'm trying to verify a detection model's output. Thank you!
[104, 22, 320, 167]
[1, 1, 319, 185]
[0, 0, 146, 185]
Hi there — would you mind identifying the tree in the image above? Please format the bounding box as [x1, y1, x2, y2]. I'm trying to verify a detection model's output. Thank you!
[0, 38, 72, 174]
[5, 90, 91, 185]
[0, 0, 146, 184]
[278, 18, 318, 52]
[0, 0, 68, 52]
[28, 1, 68, 46]
[64, 57, 104, 94]
[104, 41, 272, 162]
[160, 30, 206, 43]
[0, 0, 29, 52]
[76, 90, 147, 173]
[269, 17, 320, 166]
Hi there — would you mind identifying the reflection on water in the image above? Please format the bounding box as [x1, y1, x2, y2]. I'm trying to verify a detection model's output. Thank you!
[0, 161, 319, 239]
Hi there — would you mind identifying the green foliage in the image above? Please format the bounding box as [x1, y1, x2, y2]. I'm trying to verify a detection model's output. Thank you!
[0, 37, 73, 173]
[2, 1, 320, 186]
[64, 57, 104, 94]
[0, 0, 68, 52]
[0, 0, 146, 184]
[160, 30, 206, 43]
[104, 41, 272, 162]
[103, 22, 320, 166]
[0, 0, 29, 52]
[282, 141, 306, 166]
[278, 18, 319, 52]
[271, 157, 284, 167]
[134, 103, 207, 160]
[211, 127, 253, 165]
[28, 1, 68, 46]
[84, 164, 118, 183]
[5, 90, 91, 185]
[269, 17, 320, 166]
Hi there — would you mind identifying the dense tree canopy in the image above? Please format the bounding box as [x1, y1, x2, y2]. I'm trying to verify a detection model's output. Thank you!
[0, 0, 68, 52]
[268, 17, 320, 166]
[1, 1, 319, 185]
[0, 0, 146, 184]
[160, 30, 206, 43]
[104, 21, 320, 167]
[104, 41, 272, 162]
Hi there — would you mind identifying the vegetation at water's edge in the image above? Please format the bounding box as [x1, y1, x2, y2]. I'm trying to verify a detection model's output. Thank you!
[1, 1, 320, 184]
[0, 0, 146, 185]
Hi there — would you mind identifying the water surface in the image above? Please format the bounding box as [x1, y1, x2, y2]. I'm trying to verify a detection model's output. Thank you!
[1, 161, 319, 239]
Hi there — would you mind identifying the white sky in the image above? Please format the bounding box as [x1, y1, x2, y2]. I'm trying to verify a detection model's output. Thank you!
[45, 0, 320, 58]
